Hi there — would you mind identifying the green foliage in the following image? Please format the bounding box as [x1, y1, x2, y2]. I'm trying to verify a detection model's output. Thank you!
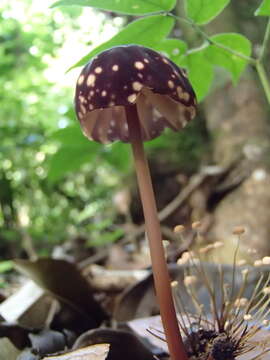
[205, 33, 252, 83]
[255, 0, 270, 16]
[180, 47, 214, 101]
[2, 0, 270, 256]
[70, 14, 175, 69]
[184, 0, 230, 25]
[52, 0, 176, 15]
[0, 261, 13, 273]
[63, 0, 259, 100]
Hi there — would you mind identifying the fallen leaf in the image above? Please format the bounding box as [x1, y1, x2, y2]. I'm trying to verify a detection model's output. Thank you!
[0, 337, 20, 360]
[14, 258, 107, 329]
[73, 328, 154, 360]
[43, 343, 110, 360]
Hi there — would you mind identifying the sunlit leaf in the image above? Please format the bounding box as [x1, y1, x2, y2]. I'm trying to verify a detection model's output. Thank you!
[51, 0, 176, 15]
[50, 125, 90, 147]
[0, 261, 13, 273]
[48, 144, 99, 183]
[69, 15, 174, 70]
[185, 0, 230, 25]
[255, 0, 270, 16]
[182, 48, 214, 101]
[153, 38, 187, 65]
[205, 33, 251, 83]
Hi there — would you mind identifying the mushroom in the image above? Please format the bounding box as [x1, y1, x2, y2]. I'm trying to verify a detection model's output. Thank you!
[75, 45, 196, 360]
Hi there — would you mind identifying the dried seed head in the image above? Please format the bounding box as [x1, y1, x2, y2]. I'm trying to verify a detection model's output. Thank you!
[263, 287, 270, 295]
[234, 297, 248, 308]
[199, 244, 215, 254]
[237, 259, 247, 266]
[254, 259, 263, 267]
[177, 251, 193, 265]
[174, 224, 185, 233]
[244, 314, 252, 321]
[213, 241, 224, 249]
[171, 280, 178, 288]
[184, 275, 198, 287]
[232, 226, 245, 235]
[262, 256, 270, 265]
[192, 221, 201, 230]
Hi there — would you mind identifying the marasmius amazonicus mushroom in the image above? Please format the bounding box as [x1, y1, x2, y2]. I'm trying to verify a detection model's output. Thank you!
[75, 45, 197, 360]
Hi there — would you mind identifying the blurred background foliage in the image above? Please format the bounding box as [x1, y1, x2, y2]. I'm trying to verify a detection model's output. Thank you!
[1, 0, 268, 261]
[0, 0, 209, 258]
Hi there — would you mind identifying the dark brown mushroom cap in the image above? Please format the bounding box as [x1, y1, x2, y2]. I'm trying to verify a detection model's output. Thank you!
[75, 45, 197, 143]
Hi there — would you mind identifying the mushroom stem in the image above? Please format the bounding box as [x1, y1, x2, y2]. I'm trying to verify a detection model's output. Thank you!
[126, 105, 188, 360]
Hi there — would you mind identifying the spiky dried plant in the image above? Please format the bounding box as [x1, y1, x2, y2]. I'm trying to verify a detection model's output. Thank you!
[150, 226, 270, 360]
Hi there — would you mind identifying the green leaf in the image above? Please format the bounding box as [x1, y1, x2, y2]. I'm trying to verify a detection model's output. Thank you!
[69, 15, 175, 70]
[51, 0, 176, 15]
[205, 33, 251, 83]
[255, 0, 270, 16]
[50, 125, 90, 147]
[185, 0, 230, 25]
[48, 143, 99, 183]
[0, 261, 13, 273]
[182, 48, 214, 101]
[153, 38, 187, 65]
[103, 143, 131, 172]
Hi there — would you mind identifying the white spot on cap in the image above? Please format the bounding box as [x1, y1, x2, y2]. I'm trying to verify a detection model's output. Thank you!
[79, 95, 85, 103]
[143, 58, 149, 63]
[94, 67, 103, 74]
[134, 61, 144, 70]
[101, 90, 107, 97]
[168, 80, 174, 89]
[77, 75, 85, 85]
[89, 104, 94, 110]
[162, 57, 169, 64]
[78, 111, 83, 119]
[112, 64, 119, 71]
[90, 90, 94, 96]
[80, 104, 86, 114]
[86, 74, 96, 87]
[127, 94, 137, 103]
[177, 86, 183, 98]
[132, 81, 143, 91]
[138, 73, 143, 79]
[111, 120, 116, 127]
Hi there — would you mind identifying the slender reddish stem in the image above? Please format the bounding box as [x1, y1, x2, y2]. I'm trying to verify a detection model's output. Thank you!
[125, 105, 188, 360]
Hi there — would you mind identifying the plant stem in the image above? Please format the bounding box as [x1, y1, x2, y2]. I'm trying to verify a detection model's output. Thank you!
[125, 105, 188, 360]
[167, 12, 256, 64]
[259, 17, 270, 61]
[256, 61, 270, 105]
